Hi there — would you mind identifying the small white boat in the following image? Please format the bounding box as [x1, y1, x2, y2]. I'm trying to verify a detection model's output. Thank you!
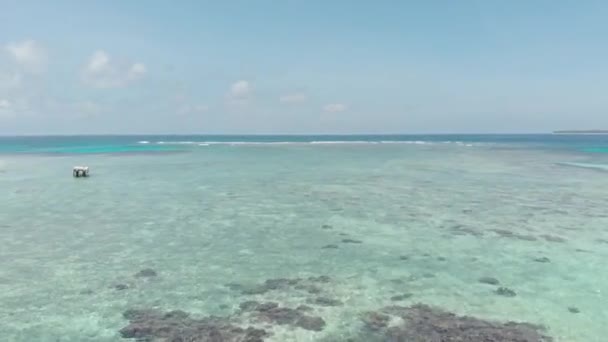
[73, 166, 90, 177]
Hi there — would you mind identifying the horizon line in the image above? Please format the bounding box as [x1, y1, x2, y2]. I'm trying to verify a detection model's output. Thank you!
[0, 132, 560, 137]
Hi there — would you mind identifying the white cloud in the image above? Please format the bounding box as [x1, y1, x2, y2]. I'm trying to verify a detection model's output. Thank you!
[82, 50, 146, 88]
[0, 99, 13, 118]
[0, 99, 11, 110]
[280, 93, 307, 104]
[87, 50, 109, 72]
[128, 63, 146, 80]
[5, 40, 47, 73]
[323, 103, 347, 113]
[0, 98, 29, 119]
[229, 80, 252, 99]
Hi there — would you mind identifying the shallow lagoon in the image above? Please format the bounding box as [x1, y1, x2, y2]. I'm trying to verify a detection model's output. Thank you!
[1, 138, 607, 341]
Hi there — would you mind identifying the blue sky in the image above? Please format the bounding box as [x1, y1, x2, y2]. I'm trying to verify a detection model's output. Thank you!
[1, 0, 607, 134]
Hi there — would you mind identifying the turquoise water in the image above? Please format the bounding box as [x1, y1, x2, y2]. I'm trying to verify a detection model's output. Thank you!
[1, 135, 608, 341]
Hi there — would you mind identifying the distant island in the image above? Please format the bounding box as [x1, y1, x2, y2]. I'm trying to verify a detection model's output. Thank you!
[553, 130, 608, 134]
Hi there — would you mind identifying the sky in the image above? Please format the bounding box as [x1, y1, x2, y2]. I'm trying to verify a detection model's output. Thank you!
[1, 0, 607, 134]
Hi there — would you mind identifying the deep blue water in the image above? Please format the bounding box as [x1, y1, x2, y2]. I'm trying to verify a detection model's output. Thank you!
[2, 134, 608, 155]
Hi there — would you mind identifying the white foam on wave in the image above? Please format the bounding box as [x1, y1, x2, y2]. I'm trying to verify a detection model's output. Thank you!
[310, 140, 378, 144]
[157, 141, 201, 145]
[137, 141, 150, 144]
[148, 140, 478, 147]
[557, 162, 608, 171]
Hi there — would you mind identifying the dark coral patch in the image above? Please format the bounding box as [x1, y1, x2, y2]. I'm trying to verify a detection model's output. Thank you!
[495, 287, 517, 297]
[240, 276, 331, 295]
[308, 275, 331, 283]
[134, 268, 157, 278]
[111, 284, 130, 291]
[450, 225, 483, 237]
[568, 307, 580, 314]
[478, 277, 500, 285]
[390, 293, 413, 301]
[322, 244, 339, 249]
[119, 308, 268, 341]
[361, 311, 390, 330]
[540, 234, 566, 243]
[307, 297, 343, 307]
[362, 304, 552, 342]
[250, 302, 326, 331]
[533, 257, 551, 263]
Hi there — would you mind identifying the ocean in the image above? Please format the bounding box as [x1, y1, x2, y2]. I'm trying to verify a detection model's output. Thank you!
[1, 134, 607, 341]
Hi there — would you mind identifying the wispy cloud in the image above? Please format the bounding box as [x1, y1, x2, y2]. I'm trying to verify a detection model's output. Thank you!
[5, 40, 47, 73]
[280, 92, 307, 104]
[228, 80, 252, 99]
[0, 99, 11, 110]
[0, 99, 13, 118]
[323, 103, 347, 113]
[82, 50, 146, 88]
[0, 97, 29, 119]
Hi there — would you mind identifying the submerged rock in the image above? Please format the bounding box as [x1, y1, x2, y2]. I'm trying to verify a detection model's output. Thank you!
[241, 286, 269, 295]
[239, 300, 260, 311]
[251, 302, 326, 331]
[361, 311, 390, 330]
[478, 276, 500, 285]
[296, 284, 322, 294]
[134, 268, 157, 278]
[540, 234, 566, 243]
[495, 287, 517, 297]
[307, 297, 343, 307]
[308, 275, 331, 283]
[296, 305, 314, 312]
[492, 229, 537, 241]
[568, 307, 580, 314]
[450, 225, 483, 237]
[111, 284, 130, 291]
[120, 308, 268, 341]
[322, 244, 339, 249]
[241, 276, 331, 295]
[533, 257, 551, 263]
[390, 293, 413, 301]
[368, 304, 552, 342]
[296, 315, 326, 331]
[256, 302, 279, 312]
[225, 283, 244, 291]
[265, 278, 300, 289]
